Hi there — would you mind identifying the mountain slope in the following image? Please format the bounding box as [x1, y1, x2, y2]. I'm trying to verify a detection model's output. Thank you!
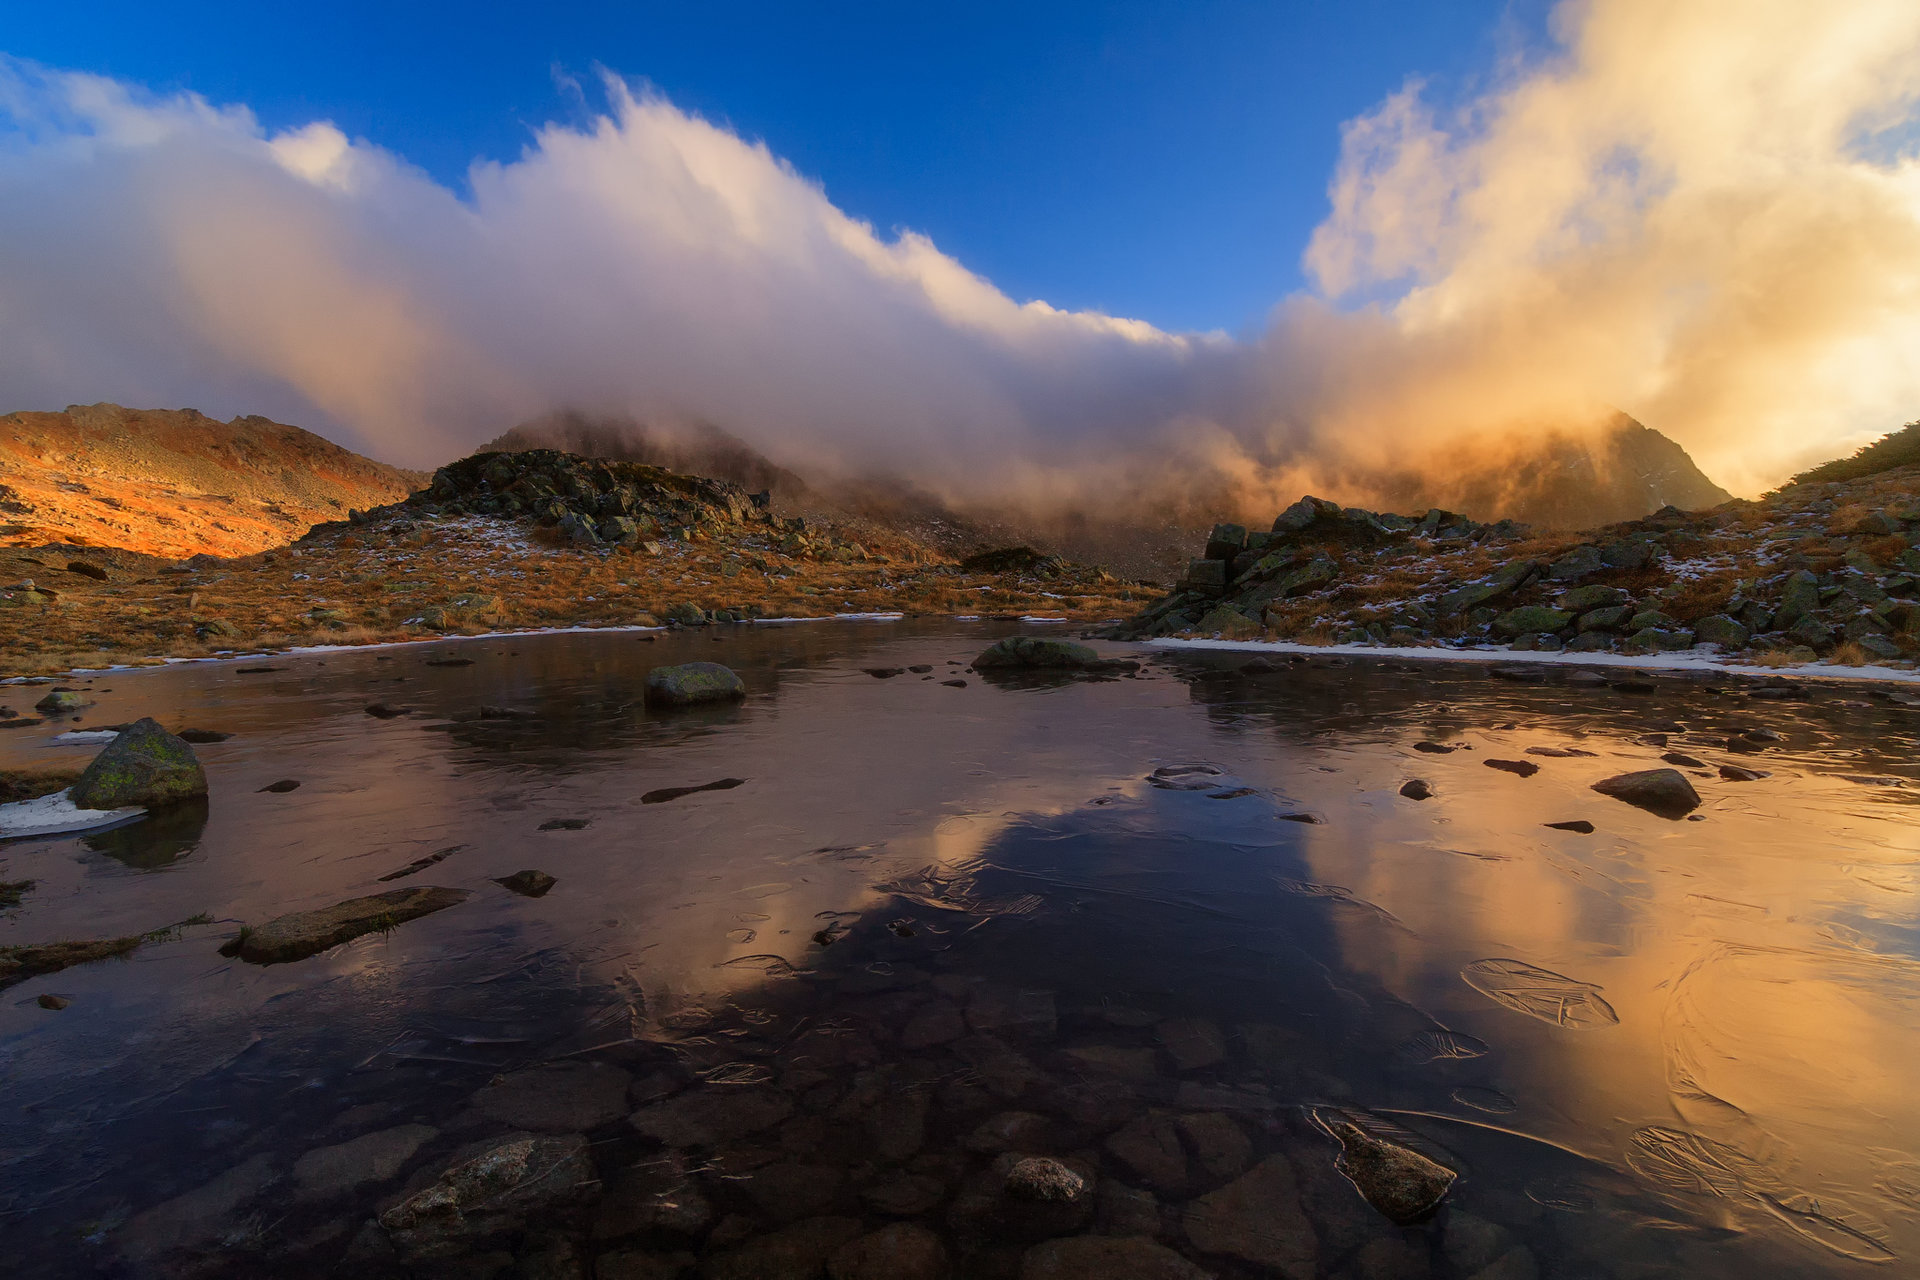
[0, 403, 424, 558]
[1790, 418, 1920, 486]
[1371, 414, 1733, 531]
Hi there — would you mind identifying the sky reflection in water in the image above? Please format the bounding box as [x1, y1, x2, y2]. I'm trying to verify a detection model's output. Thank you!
[3, 621, 1919, 1276]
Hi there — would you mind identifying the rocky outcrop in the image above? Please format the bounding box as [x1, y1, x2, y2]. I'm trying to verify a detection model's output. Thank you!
[1112, 483, 1920, 667]
[409, 449, 769, 550]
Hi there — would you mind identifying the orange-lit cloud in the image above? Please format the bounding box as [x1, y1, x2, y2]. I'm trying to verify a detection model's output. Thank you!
[1, 0, 1918, 506]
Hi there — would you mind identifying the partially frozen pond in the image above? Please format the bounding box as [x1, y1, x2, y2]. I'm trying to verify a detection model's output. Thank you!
[4, 620, 1920, 1278]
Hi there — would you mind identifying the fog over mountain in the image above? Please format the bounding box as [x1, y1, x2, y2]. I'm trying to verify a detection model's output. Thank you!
[2, 0, 1918, 519]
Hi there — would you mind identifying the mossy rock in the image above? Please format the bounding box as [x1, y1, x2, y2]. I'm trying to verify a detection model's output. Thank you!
[1195, 605, 1261, 640]
[69, 718, 208, 809]
[664, 601, 708, 626]
[34, 690, 91, 714]
[972, 637, 1101, 669]
[1492, 606, 1573, 638]
[643, 662, 747, 707]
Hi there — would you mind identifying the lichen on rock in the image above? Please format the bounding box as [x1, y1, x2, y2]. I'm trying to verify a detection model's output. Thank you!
[69, 718, 207, 810]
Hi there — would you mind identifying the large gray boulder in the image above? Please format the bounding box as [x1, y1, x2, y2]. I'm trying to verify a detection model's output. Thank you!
[70, 718, 207, 809]
[643, 662, 746, 707]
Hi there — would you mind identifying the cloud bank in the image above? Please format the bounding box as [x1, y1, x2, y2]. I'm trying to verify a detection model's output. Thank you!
[3, 0, 1920, 508]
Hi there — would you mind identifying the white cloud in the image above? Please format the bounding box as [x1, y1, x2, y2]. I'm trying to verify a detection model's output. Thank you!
[2, 0, 1920, 509]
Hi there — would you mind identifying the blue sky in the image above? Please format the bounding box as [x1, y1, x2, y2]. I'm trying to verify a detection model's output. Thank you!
[6, 0, 1541, 335]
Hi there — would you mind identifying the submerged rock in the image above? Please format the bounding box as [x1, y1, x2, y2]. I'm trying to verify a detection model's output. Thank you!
[1005, 1157, 1087, 1203]
[704, 1216, 864, 1280]
[1020, 1236, 1212, 1280]
[1182, 1154, 1317, 1273]
[1590, 768, 1701, 818]
[1323, 1116, 1457, 1224]
[628, 1085, 794, 1147]
[643, 661, 747, 707]
[831, 1222, 953, 1280]
[1399, 779, 1433, 801]
[379, 1133, 596, 1259]
[223, 885, 469, 963]
[973, 637, 1102, 669]
[69, 719, 206, 810]
[293, 1123, 438, 1201]
[473, 1060, 631, 1132]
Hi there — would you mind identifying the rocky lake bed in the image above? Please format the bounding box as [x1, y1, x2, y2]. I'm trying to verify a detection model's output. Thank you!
[3, 619, 1920, 1278]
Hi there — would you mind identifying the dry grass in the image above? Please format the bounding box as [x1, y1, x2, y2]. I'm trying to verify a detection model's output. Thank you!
[0, 513, 1139, 675]
[1750, 649, 1804, 667]
[1661, 570, 1741, 624]
[1828, 640, 1871, 667]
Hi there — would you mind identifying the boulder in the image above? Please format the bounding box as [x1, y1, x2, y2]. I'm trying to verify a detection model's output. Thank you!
[1600, 538, 1656, 570]
[663, 601, 708, 626]
[1020, 1236, 1212, 1280]
[1437, 561, 1537, 614]
[1626, 610, 1679, 631]
[224, 885, 469, 963]
[1274, 556, 1337, 598]
[69, 719, 207, 809]
[1203, 524, 1248, 561]
[1692, 615, 1750, 648]
[1181, 559, 1228, 593]
[1590, 768, 1701, 819]
[1492, 606, 1573, 639]
[1786, 616, 1835, 650]
[1857, 633, 1904, 661]
[34, 689, 91, 714]
[1773, 569, 1821, 629]
[973, 638, 1102, 669]
[1578, 604, 1634, 632]
[1626, 627, 1694, 651]
[1273, 495, 1342, 534]
[644, 662, 746, 707]
[1555, 584, 1629, 611]
[1193, 606, 1261, 640]
[1546, 545, 1605, 581]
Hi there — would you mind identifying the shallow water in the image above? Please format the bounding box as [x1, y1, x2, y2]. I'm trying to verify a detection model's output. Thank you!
[4, 621, 1920, 1277]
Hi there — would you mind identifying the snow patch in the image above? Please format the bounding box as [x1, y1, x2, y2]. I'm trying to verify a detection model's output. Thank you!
[0, 790, 146, 840]
[1145, 637, 1920, 685]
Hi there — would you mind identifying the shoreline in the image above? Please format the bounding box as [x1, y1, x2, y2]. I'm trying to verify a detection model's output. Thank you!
[1146, 635, 1920, 685]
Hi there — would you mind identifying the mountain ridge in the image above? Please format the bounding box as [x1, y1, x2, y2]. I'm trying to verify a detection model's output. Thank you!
[0, 403, 424, 559]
